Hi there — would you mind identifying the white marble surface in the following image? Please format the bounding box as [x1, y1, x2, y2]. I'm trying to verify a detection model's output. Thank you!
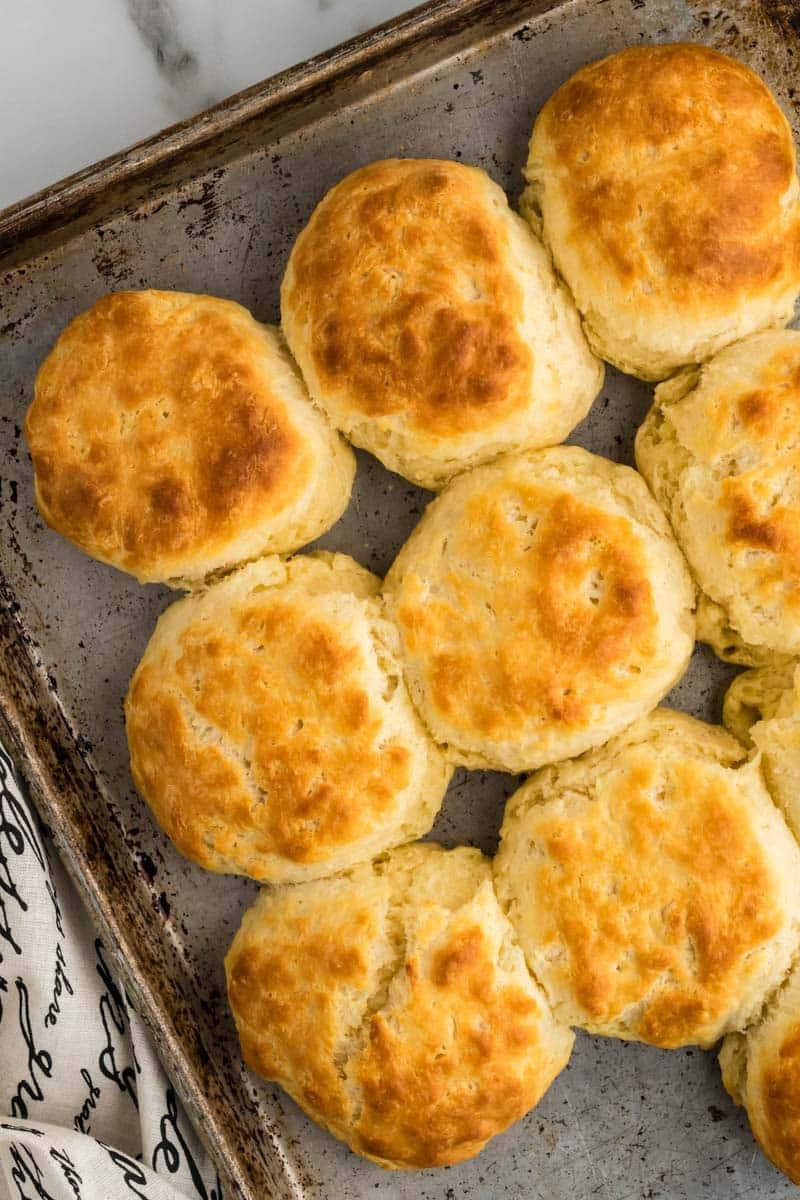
[0, 0, 419, 211]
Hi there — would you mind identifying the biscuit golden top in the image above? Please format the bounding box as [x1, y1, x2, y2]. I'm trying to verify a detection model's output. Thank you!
[26, 291, 351, 583]
[533, 43, 799, 298]
[282, 159, 533, 437]
[527, 44, 800, 376]
[225, 844, 574, 1168]
[636, 331, 800, 659]
[721, 960, 800, 1185]
[495, 710, 800, 1048]
[759, 1017, 800, 1186]
[125, 554, 450, 882]
[384, 447, 694, 771]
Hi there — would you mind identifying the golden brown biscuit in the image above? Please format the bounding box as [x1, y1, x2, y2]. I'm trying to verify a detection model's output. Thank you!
[523, 44, 800, 380]
[723, 661, 800, 840]
[636, 331, 800, 665]
[493, 709, 800, 1048]
[281, 158, 603, 489]
[721, 959, 800, 1185]
[26, 290, 355, 585]
[383, 446, 695, 772]
[225, 843, 574, 1169]
[125, 553, 452, 882]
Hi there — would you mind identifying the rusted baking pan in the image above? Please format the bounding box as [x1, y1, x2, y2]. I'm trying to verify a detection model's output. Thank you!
[0, 0, 798, 1196]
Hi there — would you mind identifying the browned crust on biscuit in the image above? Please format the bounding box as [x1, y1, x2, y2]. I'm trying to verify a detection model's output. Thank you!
[127, 602, 410, 867]
[715, 348, 800, 603]
[497, 714, 794, 1048]
[351, 922, 546, 1167]
[282, 159, 533, 436]
[124, 559, 445, 879]
[641, 335, 800, 652]
[26, 291, 316, 579]
[225, 846, 573, 1168]
[394, 480, 657, 746]
[227, 887, 380, 1126]
[535, 757, 780, 1044]
[534, 44, 800, 307]
[760, 1027, 800, 1183]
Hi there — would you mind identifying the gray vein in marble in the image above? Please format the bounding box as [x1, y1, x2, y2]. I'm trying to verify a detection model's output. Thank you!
[126, 0, 198, 81]
[123, 0, 221, 117]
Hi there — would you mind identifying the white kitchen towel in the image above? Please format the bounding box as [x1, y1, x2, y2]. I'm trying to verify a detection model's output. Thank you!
[0, 740, 223, 1200]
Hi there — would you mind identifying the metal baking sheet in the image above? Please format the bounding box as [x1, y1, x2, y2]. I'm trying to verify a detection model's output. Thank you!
[1, 1, 798, 1196]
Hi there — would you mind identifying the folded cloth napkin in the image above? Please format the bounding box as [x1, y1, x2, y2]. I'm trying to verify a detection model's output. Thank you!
[0, 741, 223, 1200]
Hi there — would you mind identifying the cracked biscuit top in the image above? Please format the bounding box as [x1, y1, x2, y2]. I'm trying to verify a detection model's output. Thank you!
[523, 44, 800, 380]
[124, 553, 451, 882]
[723, 660, 800, 840]
[494, 709, 800, 1048]
[281, 158, 602, 489]
[383, 446, 695, 772]
[637, 330, 800, 664]
[25, 290, 355, 585]
[225, 842, 574, 1169]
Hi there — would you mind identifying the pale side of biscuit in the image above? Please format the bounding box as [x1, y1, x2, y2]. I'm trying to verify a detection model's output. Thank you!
[494, 709, 800, 1048]
[636, 330, 800, 663]
[724, 662, 800, 841]
[125, 553, 452, 882]
[720, 958, 800, 1185]
[225, 843, 574, 1169]
[383, 446, 695, 772]
[281, 158, 603, 490]
[25, 291, 355, 586]
[524, 44, 800, 380]
[694, 594, 789, 669]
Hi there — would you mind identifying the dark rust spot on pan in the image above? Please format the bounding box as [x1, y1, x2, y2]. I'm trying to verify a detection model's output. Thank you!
[757, 0, 800, 39]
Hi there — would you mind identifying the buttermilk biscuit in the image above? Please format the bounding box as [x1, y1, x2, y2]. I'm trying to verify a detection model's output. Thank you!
[721, 959, 800, 1185]
[383, 446, 695, 772]
[125, 553, 451, 882]
[724, 661, 800, 840]
[281, 158, 603, 490]
[494, 709, 800, 1048]
[25, 290, 355, 585]
[523, 44, 800, 380]
[225, 843, 574, 1169]
[636, 331, 800, 665]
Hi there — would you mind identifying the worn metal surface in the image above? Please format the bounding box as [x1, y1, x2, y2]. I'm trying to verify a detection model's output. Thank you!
[1, 1, 799, 1196]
